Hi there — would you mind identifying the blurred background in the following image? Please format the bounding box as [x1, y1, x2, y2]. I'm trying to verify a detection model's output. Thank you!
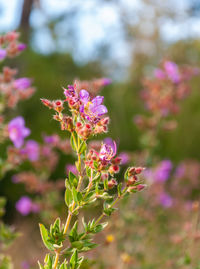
[1, 0, 200, 158]
[1, 0, 200, 268]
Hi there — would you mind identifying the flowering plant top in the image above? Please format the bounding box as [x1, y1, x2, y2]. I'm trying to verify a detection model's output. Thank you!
[39, 80, 145, 268]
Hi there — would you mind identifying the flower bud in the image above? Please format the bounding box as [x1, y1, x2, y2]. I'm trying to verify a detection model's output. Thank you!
[109, 165, 120, 174]
[137, 184, 146, 191]
[41, 98, 53, 109]
[53, 114, 61, 121]
[108, 179, 117, 189]
[135, 167, 145, 174]
[101, 172, 109, 181]
[127, 175, 137, 186]
[53, 100, 64, 112]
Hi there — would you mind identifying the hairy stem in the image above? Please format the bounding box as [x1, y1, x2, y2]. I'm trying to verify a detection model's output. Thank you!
[53, 138, 84, 269]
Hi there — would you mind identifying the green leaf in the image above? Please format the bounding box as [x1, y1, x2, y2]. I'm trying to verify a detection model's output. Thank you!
[71, 240, 84, 250]
[93, 222, 108, 233]
[70, 132, 78, 152]
[69, 172, 78, 188]
[65, 186, 73, 208]
[78, 141, 87, 154]
[70, 249, 78, 268]
[59, 260, 68, 269]
[103, 207, 117, 216]
[117, 183, 123, 197]
[39, 224, 54, 251]
[72, 187, 78, 204]
[86, 167, 91, 178]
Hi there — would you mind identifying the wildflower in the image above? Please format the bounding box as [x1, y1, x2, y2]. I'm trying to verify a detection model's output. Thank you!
[154, 160, 172, 182]
[99, 138, 117, 161]
[8, 116, 30, 148]
[105, 234, 115, 243]
[174, 163, 185, 179]
[154, 68, 165, 79]
[43, 134, 59, 145]
[102, 78, 112, 86]
[159, 193, 173, 208]
[0, 49, 7, 60]
[21, 140, 39, 161]
[164, 61, 180, 83]
[118, 152, 130, 165]
[17, 43, 26, 51]
[64, 85, 79, 108]
[15, 196, 39, 216]
[79, 89, 107, 123]
[14, 78, 31, 90]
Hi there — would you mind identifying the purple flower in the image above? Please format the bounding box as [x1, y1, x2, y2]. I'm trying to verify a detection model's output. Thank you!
[16, 196, 39, 216]
[18, 43, 27, 51]
[8, 116, 30, 148]
[164, 61, 180, 83]
[118, 152, 130, 165]
[154, 68, 166, 79]
[12, 175, 19, 183]
[174, 164, 185, 179]
[43, 134, 59, 144]
[0, 49, 7, 60]
[99, 138, 117, 161]
[66, 164, 77, 175]
[14, 78, 31, 90]
[79, 89, 108, 122]
[159, 193, 173, 208]
[102, 78, 112, 86]
[21, 261, 30, 269]
[15, 196, 32, 216]
[21, 140, 39, 161]
[64, 85, 79, 103]
[154, 160, 172, 182]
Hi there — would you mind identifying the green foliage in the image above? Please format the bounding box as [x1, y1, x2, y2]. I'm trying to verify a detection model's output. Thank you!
[39, 218, 65, 251]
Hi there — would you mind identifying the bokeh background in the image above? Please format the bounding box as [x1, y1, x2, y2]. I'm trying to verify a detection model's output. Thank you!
[1, 0, 200, 268]
[1, 0, 200, 159]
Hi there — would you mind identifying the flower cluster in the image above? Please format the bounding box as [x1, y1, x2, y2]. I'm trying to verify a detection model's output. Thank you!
[0, 31, 26, 60]
[0, 66, 35, 109]
[41, 83, 110, 140]
[134, 60, 199, 131]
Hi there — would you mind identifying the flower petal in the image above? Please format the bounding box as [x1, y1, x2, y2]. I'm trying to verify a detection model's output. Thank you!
[92, 96, 104, 106]
[91, 105, 107, 116]
[79, 89, 89, 103]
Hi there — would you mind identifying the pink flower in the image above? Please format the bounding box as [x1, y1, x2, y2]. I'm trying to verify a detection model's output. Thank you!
[79, 89, 108, 123]
[99, 138, 117, 161]
[14, 78, 31, 90]
[0, 49, 7, 60]
[8, 116, 30, 148]
[15, 196, 40, 216]
[18, 43, 26, 51]
[164, 61, 180, 83]
[21, 140, 39, 161]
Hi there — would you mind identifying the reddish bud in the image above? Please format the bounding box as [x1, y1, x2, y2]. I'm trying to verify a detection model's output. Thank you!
[76, 122, 82, 128]
[135, 167, 144, 174]
[108, 179, 117, 189]
[101, 173, 109, 181]
[41, 98, 53, 109]
[127, 175, 137, 186]
[137, 184, 146, 191]
[53, 100, 64, 112]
